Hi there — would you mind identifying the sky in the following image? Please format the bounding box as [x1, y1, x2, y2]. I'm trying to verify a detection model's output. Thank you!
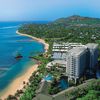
[0, 0, 100, 21]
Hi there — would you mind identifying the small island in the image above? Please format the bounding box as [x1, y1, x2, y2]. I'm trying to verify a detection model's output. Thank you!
[15, 53, 23, 60]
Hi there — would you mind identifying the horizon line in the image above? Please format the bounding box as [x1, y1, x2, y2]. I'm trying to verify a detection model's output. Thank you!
[0, 15, 100, 22]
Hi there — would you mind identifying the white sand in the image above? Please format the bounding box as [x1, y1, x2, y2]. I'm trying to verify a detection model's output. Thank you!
[16, 30, 49, 53]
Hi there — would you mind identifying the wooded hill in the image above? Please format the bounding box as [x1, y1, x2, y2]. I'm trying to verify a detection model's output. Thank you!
[19, 15, 100, 44]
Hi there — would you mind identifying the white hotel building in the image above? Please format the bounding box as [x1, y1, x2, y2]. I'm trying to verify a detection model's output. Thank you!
[51, 43, 98, 82]
[66, 47, 87, 83]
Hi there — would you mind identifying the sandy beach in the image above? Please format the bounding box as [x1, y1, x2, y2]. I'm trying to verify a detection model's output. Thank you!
[0, 64, 38, 99]
[0, 30, 49, 99]
[16, 30, 49, 53]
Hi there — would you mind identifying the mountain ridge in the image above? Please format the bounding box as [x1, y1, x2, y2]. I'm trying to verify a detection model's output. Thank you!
[53, 15, 100, 25]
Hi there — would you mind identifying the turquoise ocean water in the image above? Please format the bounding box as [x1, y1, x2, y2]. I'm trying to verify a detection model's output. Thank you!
[0, 21, 46, 92]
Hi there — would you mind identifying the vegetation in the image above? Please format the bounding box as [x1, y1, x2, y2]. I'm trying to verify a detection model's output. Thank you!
[77, 90, 100, 100]
[76, 79, 100, 100]
[19, 15, 100, 45]
[64, 79, 100, 100]
[19, 55, 50, 100]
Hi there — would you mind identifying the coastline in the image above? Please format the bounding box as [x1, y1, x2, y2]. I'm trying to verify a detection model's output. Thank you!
[16, 30, 49, 53]
[0, 30, 49, 99]
[0, 64, 38, 99]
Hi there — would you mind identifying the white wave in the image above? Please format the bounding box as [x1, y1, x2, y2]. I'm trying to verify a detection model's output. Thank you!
[0, 25, 20, 30]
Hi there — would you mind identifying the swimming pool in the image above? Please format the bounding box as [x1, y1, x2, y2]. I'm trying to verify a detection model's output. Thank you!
[59, 79, 68, 90]
[44, 74, 53, 81]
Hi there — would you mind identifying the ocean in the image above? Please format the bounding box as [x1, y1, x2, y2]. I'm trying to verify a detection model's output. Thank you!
[0, 21, 46, 92]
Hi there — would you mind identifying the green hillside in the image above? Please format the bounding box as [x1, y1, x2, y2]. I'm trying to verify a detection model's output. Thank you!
[19, 15, 100, 44]
[54, 15, 100, 25]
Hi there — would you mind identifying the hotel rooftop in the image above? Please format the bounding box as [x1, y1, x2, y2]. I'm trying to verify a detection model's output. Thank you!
[68, 47, 87, 56]
[86, 43, 99, 49]
[52, 42, 86, 60]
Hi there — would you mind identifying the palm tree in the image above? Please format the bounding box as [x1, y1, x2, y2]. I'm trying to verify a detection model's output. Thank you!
[23, 81, 26, 85]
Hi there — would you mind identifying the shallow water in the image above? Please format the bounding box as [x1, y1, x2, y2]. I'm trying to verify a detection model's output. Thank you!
[0, 22, 45, 92]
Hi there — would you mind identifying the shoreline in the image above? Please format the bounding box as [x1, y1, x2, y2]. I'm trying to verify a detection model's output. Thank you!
[0, 30, 49, 99]
[0, 64, 38, 99]
[16, 30, 49, 53]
